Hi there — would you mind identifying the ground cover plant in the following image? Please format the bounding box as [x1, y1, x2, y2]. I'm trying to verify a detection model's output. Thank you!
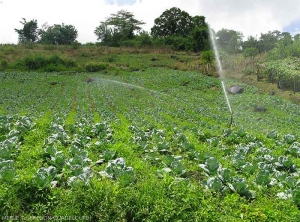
[0, 68, 300, 221]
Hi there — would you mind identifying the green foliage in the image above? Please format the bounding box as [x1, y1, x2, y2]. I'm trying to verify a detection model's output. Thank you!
[14, 18, 38, 43]
[0, 159, 15, 182]
[243, 47, 259, 58]
[151, 7, 193, 37]
[216, 29, 243, 54]
[258, 30, 282, 52]
[13, 55, 77, 72]
[39, 23, 78, 45]
[151, 7, 209, 52]
[0, 60, 8, 70]
[94, 10, 145, 47]
[263, 57, 300, 92]
[201, 50, 214, 64]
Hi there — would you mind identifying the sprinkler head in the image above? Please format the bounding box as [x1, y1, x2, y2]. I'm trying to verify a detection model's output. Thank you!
[229, 112, 234, 128]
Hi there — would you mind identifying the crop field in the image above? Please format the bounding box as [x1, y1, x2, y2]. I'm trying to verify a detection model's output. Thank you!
[0, 68, 300, 221]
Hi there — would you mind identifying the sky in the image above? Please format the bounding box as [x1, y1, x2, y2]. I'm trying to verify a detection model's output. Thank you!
[1, 0, 300, 44]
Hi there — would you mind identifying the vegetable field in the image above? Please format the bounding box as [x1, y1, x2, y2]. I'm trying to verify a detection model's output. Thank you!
[0, 69, 300, 221]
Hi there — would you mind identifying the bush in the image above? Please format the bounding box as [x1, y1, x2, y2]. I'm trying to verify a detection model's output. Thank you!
[15, 55, 77, 72]
[0, 60, 8, 70]
[201, 50, 214, 64]
[243, 47, 259, 58]
[24, 55, 46, 70]
[86, 62, 107, 72]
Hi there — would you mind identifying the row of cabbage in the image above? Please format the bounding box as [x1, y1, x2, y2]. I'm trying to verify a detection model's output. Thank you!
[0, 115, 35, 181]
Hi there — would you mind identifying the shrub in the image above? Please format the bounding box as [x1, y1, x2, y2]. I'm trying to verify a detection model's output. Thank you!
[243, 47, 259, 58]
[86, 62, 107, 72]
[24, 55, 46, 70]
[0, 60, 8, 70]
[16, 55, 77, 71]
[201, 50, 214, 64]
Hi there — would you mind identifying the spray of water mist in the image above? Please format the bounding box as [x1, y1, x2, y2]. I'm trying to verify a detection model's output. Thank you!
[209, 28, 234, 127]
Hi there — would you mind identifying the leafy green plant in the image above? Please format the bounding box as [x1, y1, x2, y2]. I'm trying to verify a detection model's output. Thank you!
[286, 142, 300, 157]
[255, 170, 271, 186]
[199, 157, 220, 174]
[228, 178, 255, 198]
[206, 177, 223, 191]
[99, 158, 135, 182]
[34, 166, 57, 188]
[0, 159, 15, 181]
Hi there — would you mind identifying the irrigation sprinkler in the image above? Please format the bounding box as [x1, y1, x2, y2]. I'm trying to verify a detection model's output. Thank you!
[209, 27, 234, 128]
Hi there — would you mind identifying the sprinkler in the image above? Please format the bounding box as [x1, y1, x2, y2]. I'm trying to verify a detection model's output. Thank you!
[209, 27, 234, 128]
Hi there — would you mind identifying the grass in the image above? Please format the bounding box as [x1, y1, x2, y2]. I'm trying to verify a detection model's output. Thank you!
[0, 44, 204, 74]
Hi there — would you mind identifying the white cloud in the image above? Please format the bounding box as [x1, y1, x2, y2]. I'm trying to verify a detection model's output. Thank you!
[1, 0, 300, 43]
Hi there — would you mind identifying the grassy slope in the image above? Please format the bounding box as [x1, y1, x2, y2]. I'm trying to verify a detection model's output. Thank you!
[0, 46, 300, 221]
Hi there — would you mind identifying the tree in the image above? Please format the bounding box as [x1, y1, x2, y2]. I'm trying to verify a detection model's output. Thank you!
[151, 8, 209, 52]
[294, 34, 300, 42]
[216, 29, 243, 54]
[258, 30, 282, 52]
[279, 32, 292, 46]
[243, 36, 259, 50]
[151, 7, 193, 37]
[14, 18, 38, 43]
[39, 23, 78, 45]
[94, 10, 145, 46]
[192, 16, 209, 52]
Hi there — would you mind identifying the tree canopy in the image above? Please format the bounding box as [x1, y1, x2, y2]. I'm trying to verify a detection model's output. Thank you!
[151, 7, 193, 37]
[151, 7, 209, 52]
[216, 29, 243, 54]
[14, 18, 39, 43]
[38, 23, 78, 45]
[95, 10, 145, 46]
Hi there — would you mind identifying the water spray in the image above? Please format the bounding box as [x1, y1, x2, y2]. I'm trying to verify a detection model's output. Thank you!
[209, 28, 234, 128]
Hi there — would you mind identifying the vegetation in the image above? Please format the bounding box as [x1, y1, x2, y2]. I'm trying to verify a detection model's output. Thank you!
[94, 10, 145, 47]
[1, 5, 300, 221]
[151, 7, 209, 51]
[0, 69, 300, 220]
[14, 18, 39, 44]
[38, 23, 78, 45]
[216, 29, 243, 54]
[15, 19, 78, 45]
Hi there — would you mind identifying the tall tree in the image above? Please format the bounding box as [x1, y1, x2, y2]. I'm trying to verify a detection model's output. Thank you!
[279, 32, 293, 46]
[14, 18, 38, 43]
[216, 29, 243, 54]
[39, 23, 78, 45]
[191, 16, 209, 51]
[243, 35, 259, 50]
[94, 10, 145, 46]
[151, 8, 209, 51]
[258, 30, 282, 52]
[151, 7, 193, 37]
